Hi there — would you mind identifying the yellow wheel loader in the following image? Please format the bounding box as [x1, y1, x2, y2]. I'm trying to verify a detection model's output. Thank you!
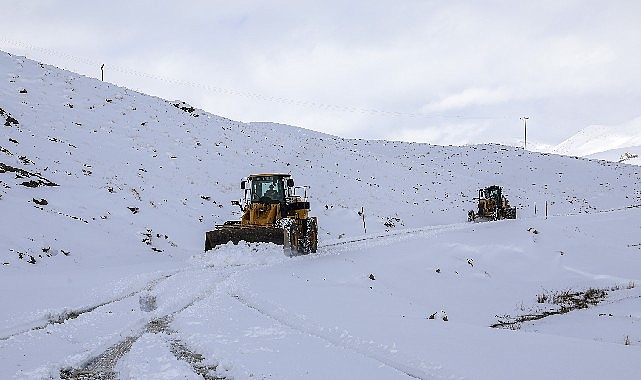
[468, 185, 517, 222]
[205, 174, 318, 255]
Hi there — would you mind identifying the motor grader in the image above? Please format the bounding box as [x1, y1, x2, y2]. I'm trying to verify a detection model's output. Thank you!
[205, 174, 318, 254]
[468, 185, 517, 221]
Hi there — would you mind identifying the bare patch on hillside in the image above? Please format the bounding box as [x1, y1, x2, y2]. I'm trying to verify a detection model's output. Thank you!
[491, 286, 625, 329]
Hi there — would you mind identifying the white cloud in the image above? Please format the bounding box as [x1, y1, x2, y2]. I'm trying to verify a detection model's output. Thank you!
[1, 1, 640, 146]
[421, 87, 514, 113]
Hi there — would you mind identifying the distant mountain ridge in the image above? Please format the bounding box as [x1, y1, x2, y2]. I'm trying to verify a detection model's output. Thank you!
[549, 116, 641, 161]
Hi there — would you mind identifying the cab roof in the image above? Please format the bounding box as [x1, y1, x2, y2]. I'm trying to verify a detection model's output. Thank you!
[248, 173, 291, 179]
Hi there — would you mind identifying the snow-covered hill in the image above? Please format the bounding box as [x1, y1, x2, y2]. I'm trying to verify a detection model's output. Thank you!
[550, 116, 641, 161]
[2, 51, 640, 379]
[585, 146, 641, 166]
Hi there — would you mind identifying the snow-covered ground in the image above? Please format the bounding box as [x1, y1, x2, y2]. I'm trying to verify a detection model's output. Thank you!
[1, 51, 640, 379]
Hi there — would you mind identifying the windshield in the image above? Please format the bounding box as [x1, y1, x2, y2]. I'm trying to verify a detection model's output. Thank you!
[251, 176, 285, 202]
[483, 187, 500, 199]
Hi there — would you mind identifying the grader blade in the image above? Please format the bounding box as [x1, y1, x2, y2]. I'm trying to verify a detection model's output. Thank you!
[205, 225, 285, 251]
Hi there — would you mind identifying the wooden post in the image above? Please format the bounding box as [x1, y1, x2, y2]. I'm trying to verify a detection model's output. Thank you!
[361, 207, 366, 234]
[521, 116, 529, 150]
[545, 201, 548, 219]
[101, 64, 104, 81]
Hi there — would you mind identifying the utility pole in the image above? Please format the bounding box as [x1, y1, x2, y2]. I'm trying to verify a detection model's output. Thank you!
[101, 64, 104, 81]
[520, 116, 529, 150]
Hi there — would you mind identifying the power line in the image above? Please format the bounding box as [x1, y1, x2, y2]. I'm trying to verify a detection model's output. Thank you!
[1, 37, 511, 121]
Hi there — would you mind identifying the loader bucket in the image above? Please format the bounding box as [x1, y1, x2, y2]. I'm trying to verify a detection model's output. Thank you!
[205, 225, 285, 251]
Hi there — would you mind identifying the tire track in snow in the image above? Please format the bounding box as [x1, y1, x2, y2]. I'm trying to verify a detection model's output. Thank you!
[60, 315, 226, 380]
[229, 292, 455, 380]
[60, 335, 138, 380]
[319, 221, 471, 252]
[212, 222, 474, 379]
[0, 272, 177, 342]
[169, 339, 225, 380]
[56, 262, 252, 380]
[318, 204, 641, 255]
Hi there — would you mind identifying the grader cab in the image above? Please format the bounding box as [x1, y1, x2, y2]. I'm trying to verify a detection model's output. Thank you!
[205, 174, 318, 255]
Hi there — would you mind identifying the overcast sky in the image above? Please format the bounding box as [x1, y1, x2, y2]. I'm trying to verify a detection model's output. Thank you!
[2, 1, 640, 148]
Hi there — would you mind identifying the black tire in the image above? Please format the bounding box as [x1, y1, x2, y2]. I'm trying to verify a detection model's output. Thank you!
[297, 219, 307, 254]
[294, 218, 318, 255]
[307, 218, 318, 253]
[283, 222, 296, 257]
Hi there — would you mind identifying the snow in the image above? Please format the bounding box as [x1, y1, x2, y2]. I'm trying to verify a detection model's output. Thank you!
[549, 116, 641, 162]
[586, 147, 641, 166]
[1, 51, 640, 379]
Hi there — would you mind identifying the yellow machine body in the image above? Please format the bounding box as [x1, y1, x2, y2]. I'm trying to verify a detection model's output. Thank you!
[205, 174, 318, 254]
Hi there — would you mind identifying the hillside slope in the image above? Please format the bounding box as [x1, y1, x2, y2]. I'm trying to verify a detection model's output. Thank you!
[2, 51, 641, 265]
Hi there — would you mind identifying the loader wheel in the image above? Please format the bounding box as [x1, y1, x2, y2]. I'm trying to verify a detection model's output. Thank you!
[298, 218, 318, 255]
[283, 222, 296, 257]
[306, 217, 318, 253]
[468, 210, 475, 222]
[282, 218, 317, 256]
[297, 219, 307, 254]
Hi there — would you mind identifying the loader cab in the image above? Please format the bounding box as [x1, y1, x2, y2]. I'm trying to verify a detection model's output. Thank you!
[245, 174, 293, 204]
[481, 186, 502, 201]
